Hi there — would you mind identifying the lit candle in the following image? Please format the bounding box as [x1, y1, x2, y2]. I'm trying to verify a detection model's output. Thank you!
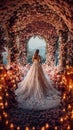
[32, 126, 35, 130]
[0, 116, 2, 121]
[4, 113, 8, 118]
[5, 120, 9, 125]
[62, 108, 65, 112]
[6, 93, 9, 97]
[25, 127, 29, 130]
[68, 104, 71, 109]
[5, 101, 8, 107]
[63, 93, 66, 100]
[45, 123, 50, 129]
[0, 96, 2, 100]
[67, 125, 70, 130]
[17, 126, 20, 130]
[54, 126, 58, 130]
[0, 85, 2, 90]
[60, 117, 64, 122]
[10, 123, 14, 130]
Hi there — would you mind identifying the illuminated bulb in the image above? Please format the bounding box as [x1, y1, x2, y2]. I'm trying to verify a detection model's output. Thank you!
[5, 89, 7, 92]
[0, 116, 2, 121]
[12, 80, 15, 83]
[69, 85, 72, 90]
[41, 126, 45, 130]
[54, 126, 58, 130]
[63, 94, 66, 99]
[2, 105, 4, 109]
[13, 84, 16, 88]
[10, 123, 14, 129]
[68, 104, 71, 109]
[32, 126, 35, 130]
[64, 115, 68, 120]
[0, 66, 3, 69]
[0, 86, 2, 90]
[71, 114, 73, 119]
[5, 120, 9, 125]
[45, 123, 49, 129]
[25, 127, 30, 130]
[0, 103, 3, 107]
[3, 111, 6, 115]
[60, 117, 63, 122]
[5, 101, 8, 107]
[1, 77, 4, 80]
[6, 93, 9, 97]
[67, 125, 70, 130]
[4, 113, 8, 118]
[17, 126, 20, 130]
[71, 110, 73, 114]
[0, 96, 2, 100]
[4, 74, 7, 77]
[10, 77, 12, 80]
[62, 108, 65, 112]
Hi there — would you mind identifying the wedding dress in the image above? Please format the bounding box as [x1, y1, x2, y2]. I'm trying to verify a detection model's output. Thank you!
[15, 58, 61, 110]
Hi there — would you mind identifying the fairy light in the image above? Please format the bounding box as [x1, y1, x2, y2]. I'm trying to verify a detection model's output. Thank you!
[67, 125, 71, 130]
[0, 96, 2, 100]
[25, 126, 30, 130]
[32, 126, 35, 130]
[45, 123, 50, 129]
[54, 126, 58, 130]
[71, 110, 73, 119]
[4, 74, 7, 77]
[63, 93, 66, 100]
[17, 126, 20, 130]
[71, 114, 73, 119]
[41, 126, 45, 130]
[1, 105, 4, 109]
[68, 104, 71, 109]
[0, 85, 2, 90]
[5, 101, 8, 107]
[0, 102, 4, 107]
[5, 120, 9, 125]
[65, 115, 69, 120]
[60, 117, 64, 123]
[6, 92, 9, 97]
[13, 84, 16, 89]
[0, 116, 2, 121]
[4, 113, 8, 118]
[10, 77, 13, 80]
[1, 77, 4, 81]
[10, 123, 14, 129]
[12, 79, 15, 83]
[62, 108, 66, 112]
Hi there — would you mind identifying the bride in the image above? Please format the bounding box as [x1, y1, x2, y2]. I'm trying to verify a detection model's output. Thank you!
[15, 49, 61, 110]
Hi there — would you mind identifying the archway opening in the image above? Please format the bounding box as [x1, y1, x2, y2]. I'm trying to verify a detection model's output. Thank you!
[27, 36, 46, 64]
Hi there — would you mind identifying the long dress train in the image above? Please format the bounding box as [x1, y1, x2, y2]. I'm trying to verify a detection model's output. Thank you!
[15, 60, 61, 110]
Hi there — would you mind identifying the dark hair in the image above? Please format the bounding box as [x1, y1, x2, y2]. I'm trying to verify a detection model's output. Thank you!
[35, 49, 39, 54]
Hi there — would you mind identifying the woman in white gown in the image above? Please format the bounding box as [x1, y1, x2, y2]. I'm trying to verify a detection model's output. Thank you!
[15, 49, 61, 110]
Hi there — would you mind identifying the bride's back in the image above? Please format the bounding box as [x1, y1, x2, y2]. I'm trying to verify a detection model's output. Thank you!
[32, 49, 41, 63]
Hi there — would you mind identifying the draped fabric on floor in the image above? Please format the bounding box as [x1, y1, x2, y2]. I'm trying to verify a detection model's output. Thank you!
[15, 60, 61, 110]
